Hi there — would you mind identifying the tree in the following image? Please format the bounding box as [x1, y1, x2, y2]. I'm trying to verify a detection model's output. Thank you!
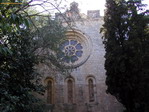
[32, 18, 67, 73]
[0, 0, 67, 111]
[102, 0, 149, 112]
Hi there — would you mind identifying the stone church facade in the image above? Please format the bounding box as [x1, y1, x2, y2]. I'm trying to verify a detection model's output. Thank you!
[38, 2, 123, 112]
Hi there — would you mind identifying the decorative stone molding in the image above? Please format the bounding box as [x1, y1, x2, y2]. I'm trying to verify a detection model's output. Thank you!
[59, 29, 92, 68]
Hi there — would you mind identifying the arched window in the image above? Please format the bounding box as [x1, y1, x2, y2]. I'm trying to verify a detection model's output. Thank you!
[46, 79, 54, 104]
[88, 78, 95, 102]
[67, 79, 73, 103]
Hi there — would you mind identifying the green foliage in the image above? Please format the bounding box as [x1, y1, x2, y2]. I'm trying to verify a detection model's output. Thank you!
[102, 0, 149, 112]
[32, 18, 68, 73]
[0, 2, 44, 110]
[0, 1, 67, 112]
[0, 30, 43, 112]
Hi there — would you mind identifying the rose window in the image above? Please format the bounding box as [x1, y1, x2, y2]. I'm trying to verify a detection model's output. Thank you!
[59, 40, 83, 63]
[65, 46, 76, 56]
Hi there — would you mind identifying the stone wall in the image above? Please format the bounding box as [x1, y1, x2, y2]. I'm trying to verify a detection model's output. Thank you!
[37, 16, 124, 112]
[35, 2, 124, 112]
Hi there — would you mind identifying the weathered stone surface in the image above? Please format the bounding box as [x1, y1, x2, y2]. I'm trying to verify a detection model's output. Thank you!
[37, 2, 124, 112]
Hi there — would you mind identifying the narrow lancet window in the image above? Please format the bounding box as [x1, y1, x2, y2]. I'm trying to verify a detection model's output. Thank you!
[67, 79, 73, 103]
[47, 80, 53, 104]
[88, 79, 94, 102]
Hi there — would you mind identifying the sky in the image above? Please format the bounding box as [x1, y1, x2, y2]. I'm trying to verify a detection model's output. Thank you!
[32, 0, 106, 16]
[65, 0, 106, 16]
[65, 0, 149, 16]
[32, 0, 149, 16]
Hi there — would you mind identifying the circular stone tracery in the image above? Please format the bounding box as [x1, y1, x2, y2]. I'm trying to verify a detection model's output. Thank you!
[58, 30, 92, 68]
[65, 45, 76, 56]
[60, 39, 83, 63]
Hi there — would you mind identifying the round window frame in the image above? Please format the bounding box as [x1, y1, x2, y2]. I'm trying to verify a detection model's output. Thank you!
[60, 29, 92, 68]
